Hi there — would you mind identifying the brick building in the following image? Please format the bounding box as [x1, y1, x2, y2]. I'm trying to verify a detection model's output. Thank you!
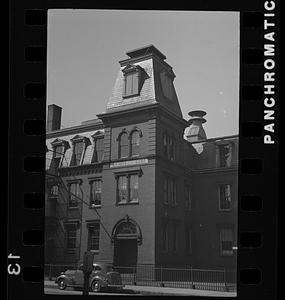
[45, 45, 238, 271]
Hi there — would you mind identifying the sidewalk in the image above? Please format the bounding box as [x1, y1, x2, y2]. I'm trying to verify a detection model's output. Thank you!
[44, 280, 237, 297]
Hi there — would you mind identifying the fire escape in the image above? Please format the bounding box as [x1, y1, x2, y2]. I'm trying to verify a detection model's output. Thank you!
[45, 151, 82, 265]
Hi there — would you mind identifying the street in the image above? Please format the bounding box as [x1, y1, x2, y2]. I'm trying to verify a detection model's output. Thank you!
[44, 287, 142, 296]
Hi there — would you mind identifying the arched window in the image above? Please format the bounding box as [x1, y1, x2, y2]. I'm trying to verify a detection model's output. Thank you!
[111, 218, 142, 245]
[130, 131, 140, 157]
[119, 132, 128, 158]
[116, 222, 137, 235]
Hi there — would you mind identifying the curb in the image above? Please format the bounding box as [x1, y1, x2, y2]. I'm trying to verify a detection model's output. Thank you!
[44, 284, 175, 296]
[44, 283, 236, 297]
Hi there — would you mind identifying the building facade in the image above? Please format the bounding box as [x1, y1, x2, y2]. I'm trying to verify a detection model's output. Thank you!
[45, 45, 238, 271]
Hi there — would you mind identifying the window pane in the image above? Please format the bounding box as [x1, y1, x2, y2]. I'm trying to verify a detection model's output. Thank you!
[67, 230, 76, 249]
[164, 177, 168, 204]
[169, 136, 175, 160]
[132, 72, 139, 94]
[219, 184, 231, 210]
[53, 145, 64, 168]
[125, 74, 133, 96]
[131, 131, 140, 156]
[185, 186, 191, 210]
[90, 181, 102, 206]
[88, 224, 100, 251]
[169, 179, 174, 205]
[220, 229, 233, 255]
[163, 134, 168, 156]
[93, 138, 104, 163]
[125, 72, 139, 96]
[163, 225, 168, 252]
[172, 180, 177, 206]
[118, 176, 128, 203]
[130, 174, 139, 202]
[185, 228, 192, 253]
[73, 142, 84, 165]
[219, 144, 232, 167]
[167, 178, 171, 204]
[69, 183, 79, 208]
[119, 133, 128, 158]
[173, 224, 178, 251]
[50, 185, 59, 196]
[55, 145, 64, 158]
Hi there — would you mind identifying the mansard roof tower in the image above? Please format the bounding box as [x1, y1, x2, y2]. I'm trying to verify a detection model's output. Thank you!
[104, 44, 183, 118]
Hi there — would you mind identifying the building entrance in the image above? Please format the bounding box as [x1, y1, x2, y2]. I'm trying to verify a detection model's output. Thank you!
[113, 239, 137, 270]
[112, 217, 142, 271]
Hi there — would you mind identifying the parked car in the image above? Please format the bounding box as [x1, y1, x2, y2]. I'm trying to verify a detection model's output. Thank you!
[55, 262, 124, 292]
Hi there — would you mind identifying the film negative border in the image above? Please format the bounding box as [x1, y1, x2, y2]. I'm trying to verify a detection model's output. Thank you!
[8, 1, 279, 299]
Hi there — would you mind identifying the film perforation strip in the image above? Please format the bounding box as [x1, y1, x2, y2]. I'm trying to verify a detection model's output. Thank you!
[20, 8, 47, 284]
[240, 232, 262, 248]
[24, 193, 45, 209]
[8, 3, 278, 297]
[242, 12, 263, 27]
[24, 83, 46, 99]
[25, 9, 47, 26]
[23, 230, 44, 246]
[242, 85, 263, 101]
[241, 122, 263, 138]
[242, 49, 263, 65]
[240, 195, 262, 212]
[24, 120, 45, 136]
[237, 5, 275, 290]
[241, 159, 263, 175]
[25, 46, 46, 63]
[240, 269, 262, 285]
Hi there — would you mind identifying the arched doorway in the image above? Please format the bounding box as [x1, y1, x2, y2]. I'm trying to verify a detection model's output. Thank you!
[112, 216, 142, 270]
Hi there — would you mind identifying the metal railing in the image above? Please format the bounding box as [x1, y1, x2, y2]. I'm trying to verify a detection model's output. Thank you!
[45, 263, 236, 292]
[113, 265, 235, 291]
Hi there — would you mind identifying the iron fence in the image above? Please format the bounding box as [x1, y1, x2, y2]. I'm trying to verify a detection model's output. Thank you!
[44, 263, 236, 292]
[114, 265, 235, 291]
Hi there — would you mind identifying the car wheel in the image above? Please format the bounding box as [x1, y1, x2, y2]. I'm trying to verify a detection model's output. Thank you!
[91, 280, 101, 292]
[58, 279, 67, 290]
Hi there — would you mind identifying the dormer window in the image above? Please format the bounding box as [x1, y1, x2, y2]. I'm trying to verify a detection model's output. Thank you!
[217, 143, 233, 167]
[160, 71, 175, 100]
[54, 145, 64, 168]
[122, 64, 144, 98]
[70, 135, 90, 166]
[50, 139, 70, 169]
[73, 141, 84, 165]
[125, 72, 139, 97]
[91, 131, 104, 163]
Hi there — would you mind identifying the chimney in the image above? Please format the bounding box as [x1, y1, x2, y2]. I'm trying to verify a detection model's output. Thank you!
[186, 110, 207, 142]
[47, 104, 62, 132]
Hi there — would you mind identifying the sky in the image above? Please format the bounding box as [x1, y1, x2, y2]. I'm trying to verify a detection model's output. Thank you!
[47, 10, 239, 138]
